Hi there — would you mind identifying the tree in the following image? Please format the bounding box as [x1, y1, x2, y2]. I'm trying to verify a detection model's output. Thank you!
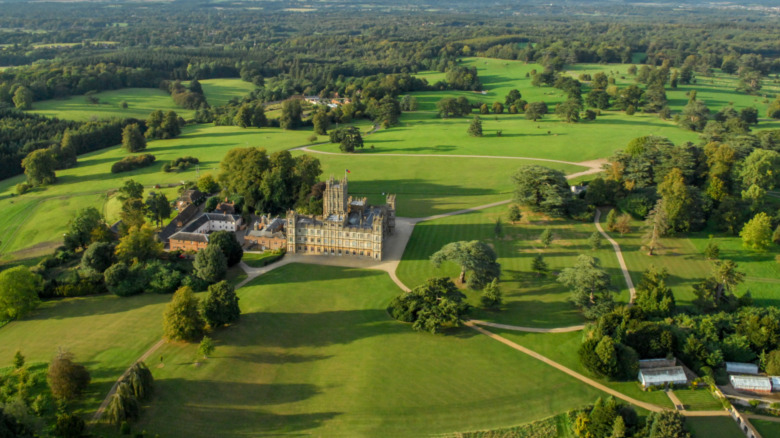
[539, 228, 553, 247]
[12, 86, 32, 110]
[163, 286, 205, 342]
[430, 240, 501, 290]
[202, 280, 241, 327]
[588, 232, 603, 251]
[641, 200, 669, 255]
[479, 103, 489, 114]
[194, 244, 228, 283]
[119, 197, 146, 232]
[234, 104, 253, 128]
[22, 148, 57, 186]
[740, 212, 773, 251]
[54, 412, 86, 438]
[198, 336, 215, 359]
[558, 255, 612, 318]
[512, 165, 572, 216]
[525, 101, 547, 121]
[121, 124, 146, 153]
[493, 217, 503, 238]
[467, 115, 483, 137]
[144, 192, 171, 228]
[0, 266, 41, 321]
[642, 411, 690, 438]
[125, 361, 154, 401]
[606, 209, 618, 232]
[115, 225, 163, 263]
[677, 92, 710, 132]
[531, 254, 548, 277]
[613, 214, 632, 235]
[208, 231, 243, 267]
[740, 149, 780, 191]
[658, 168, 701, 233]
[117, 179, 144, 202]
[81, 241, 115, 274]
[491, 101, 504, 114]
[339, 126, 364, 152]
[197, 173, 220, 194]
[312, 109, 330, 135]
[13, 350, 25, 370]
[387, 277, 469, 334]
[105, 382, 139, 426]
[635, 265, 675, 317]
[480, 278, 502, 309]
[695, 260, 747, 311]
[766, 349, 780, 375]
[555, 99, 581, 123]
[47, 349, 91, 401]
[505, 89, 521, 106]
[508, 204, 522, 223]
[252, 104, 268, 127]
[161, 110, 181, 138]
[64, 207, 103, 251]
[703, 240, 720, 260]
[279, 99, 303, 130]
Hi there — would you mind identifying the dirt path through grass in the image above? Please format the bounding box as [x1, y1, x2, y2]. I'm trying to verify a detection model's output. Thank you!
[594, 209, 637, 304]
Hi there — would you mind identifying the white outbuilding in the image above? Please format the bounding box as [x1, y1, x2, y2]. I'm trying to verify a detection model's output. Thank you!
[725, 362, 759, 375]
[730, 375, 772, 394]
[638, 367, 687, 389]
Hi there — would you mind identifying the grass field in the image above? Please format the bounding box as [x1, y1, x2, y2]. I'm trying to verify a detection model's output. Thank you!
[493, 329, 676, 409]
[599, 214, 780, 309]
[30, 88, 195, 121]
[196, 78, 257, 107]
[0, 293, 173, 417]
[242, 251, 285, 268]
[121, 264, 607, 437]
[751, 419, 780, 437]
[686, 416, 745, 438]
[310, 110, 700, 162]
[397, 205, 630, 328]
[672, 389, 723, 411]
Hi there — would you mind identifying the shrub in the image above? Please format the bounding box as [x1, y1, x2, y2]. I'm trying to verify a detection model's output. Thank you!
[15, 182, 32, 195]
[111, 154, 156, 174]
[164, 156, 199, 173]
[47, 349, 91, 401]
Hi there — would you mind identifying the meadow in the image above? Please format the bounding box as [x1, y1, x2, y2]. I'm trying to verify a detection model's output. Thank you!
[121, 264, 607, 437]
[30, 88, 195, 121]
[685, 416, 745, 438]
[397, 205, 630, 328]
[598, 214, 780, 309]
[671, 389, 723, 411]
[751, 419, 780, 437]
[194, 78, 257, 107]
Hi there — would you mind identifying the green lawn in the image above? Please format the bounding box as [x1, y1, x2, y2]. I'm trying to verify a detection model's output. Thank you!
[30, 88, 195, 121]
[672, 389, 723, 411]
[310, 110, 700, 163]
[599, 214, 780, 309]
[686, 416, 745, 438]
[195, 78, 257, 107]
[493, 329, 675, 410]
[242, 251, 285, 268]
[397, 205, 628, 328]
[752, 419, 780, 437]
[0, 293, 173, 417]
[121, 264, 607, 438]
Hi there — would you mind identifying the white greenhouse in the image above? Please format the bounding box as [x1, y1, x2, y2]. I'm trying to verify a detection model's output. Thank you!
[730, 375, 772, 394]
[638, 367, 687, 389]
[725, 362, 759, 375]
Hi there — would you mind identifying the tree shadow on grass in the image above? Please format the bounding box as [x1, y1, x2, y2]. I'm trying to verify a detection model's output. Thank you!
[218, 352, 333, 365]
[24, 293, 170, 321]
[225, 309, 408, 349]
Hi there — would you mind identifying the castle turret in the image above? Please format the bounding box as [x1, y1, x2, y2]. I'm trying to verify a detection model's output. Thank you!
[323, 175, 348, 217]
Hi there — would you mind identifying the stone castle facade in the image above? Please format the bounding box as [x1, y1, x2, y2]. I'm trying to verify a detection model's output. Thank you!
[286, 175, 395, 260]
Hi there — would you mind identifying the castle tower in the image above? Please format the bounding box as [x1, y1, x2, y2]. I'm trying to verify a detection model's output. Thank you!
[323, 175, 348, 217]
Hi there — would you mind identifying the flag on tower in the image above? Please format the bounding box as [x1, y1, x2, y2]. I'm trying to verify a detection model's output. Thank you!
[346, 169, 351, 173]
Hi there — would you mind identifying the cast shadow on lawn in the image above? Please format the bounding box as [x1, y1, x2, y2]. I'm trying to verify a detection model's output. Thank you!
[219, 352, 333, 365]
[25, 293, 170, 321]
[227, 309, 410, 348]
[145, 403, 341, 435]
[156, 379, 323, 407]
[253, 265, 386, 286]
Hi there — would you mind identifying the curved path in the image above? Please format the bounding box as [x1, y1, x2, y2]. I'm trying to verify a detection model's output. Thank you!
[593, 209, 637, 304]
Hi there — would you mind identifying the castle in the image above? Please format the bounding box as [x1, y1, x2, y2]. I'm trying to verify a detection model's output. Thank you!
[286, 175, 395, 260]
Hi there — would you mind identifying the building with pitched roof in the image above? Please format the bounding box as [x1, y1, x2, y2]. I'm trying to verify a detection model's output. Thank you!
[730, 375, 772, 394]
[169, 213, 243, 252]
[245, 216, 286, 251]
[286, 175, 395, 260]
[638, 367, 687, 389]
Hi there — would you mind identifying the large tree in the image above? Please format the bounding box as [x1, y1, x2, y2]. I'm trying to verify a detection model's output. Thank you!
[279, 99, 303, 130]
[739, 149, 780, 191]
[202, 280, 241, 328]
[145, 192, 172, 228]
[641, 200, 669, 256]
[0, 266, 41, 321]
[194, 244, 228, 284]
[163, 286, 205, 342]
[80, 241, 115, 274]
[22, 148, 57, 186]
[208, 231, 243, 267]
[121, 123, 146, 153]
[467, 115, 483, 137]
[64, 207, 103, 251]
[740, 212, 773, 251]
[115, 224, 163, 263]
[47, 349, 91, 401]
[558, 255, 613, 319]
[12, 86, 32, 110]
[634, 265, 675, 317]
[658, 168, 702, 233]
[512, 165, 572, 216]
[387, 277, 469, 334]
[430, 240, 500, 290]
